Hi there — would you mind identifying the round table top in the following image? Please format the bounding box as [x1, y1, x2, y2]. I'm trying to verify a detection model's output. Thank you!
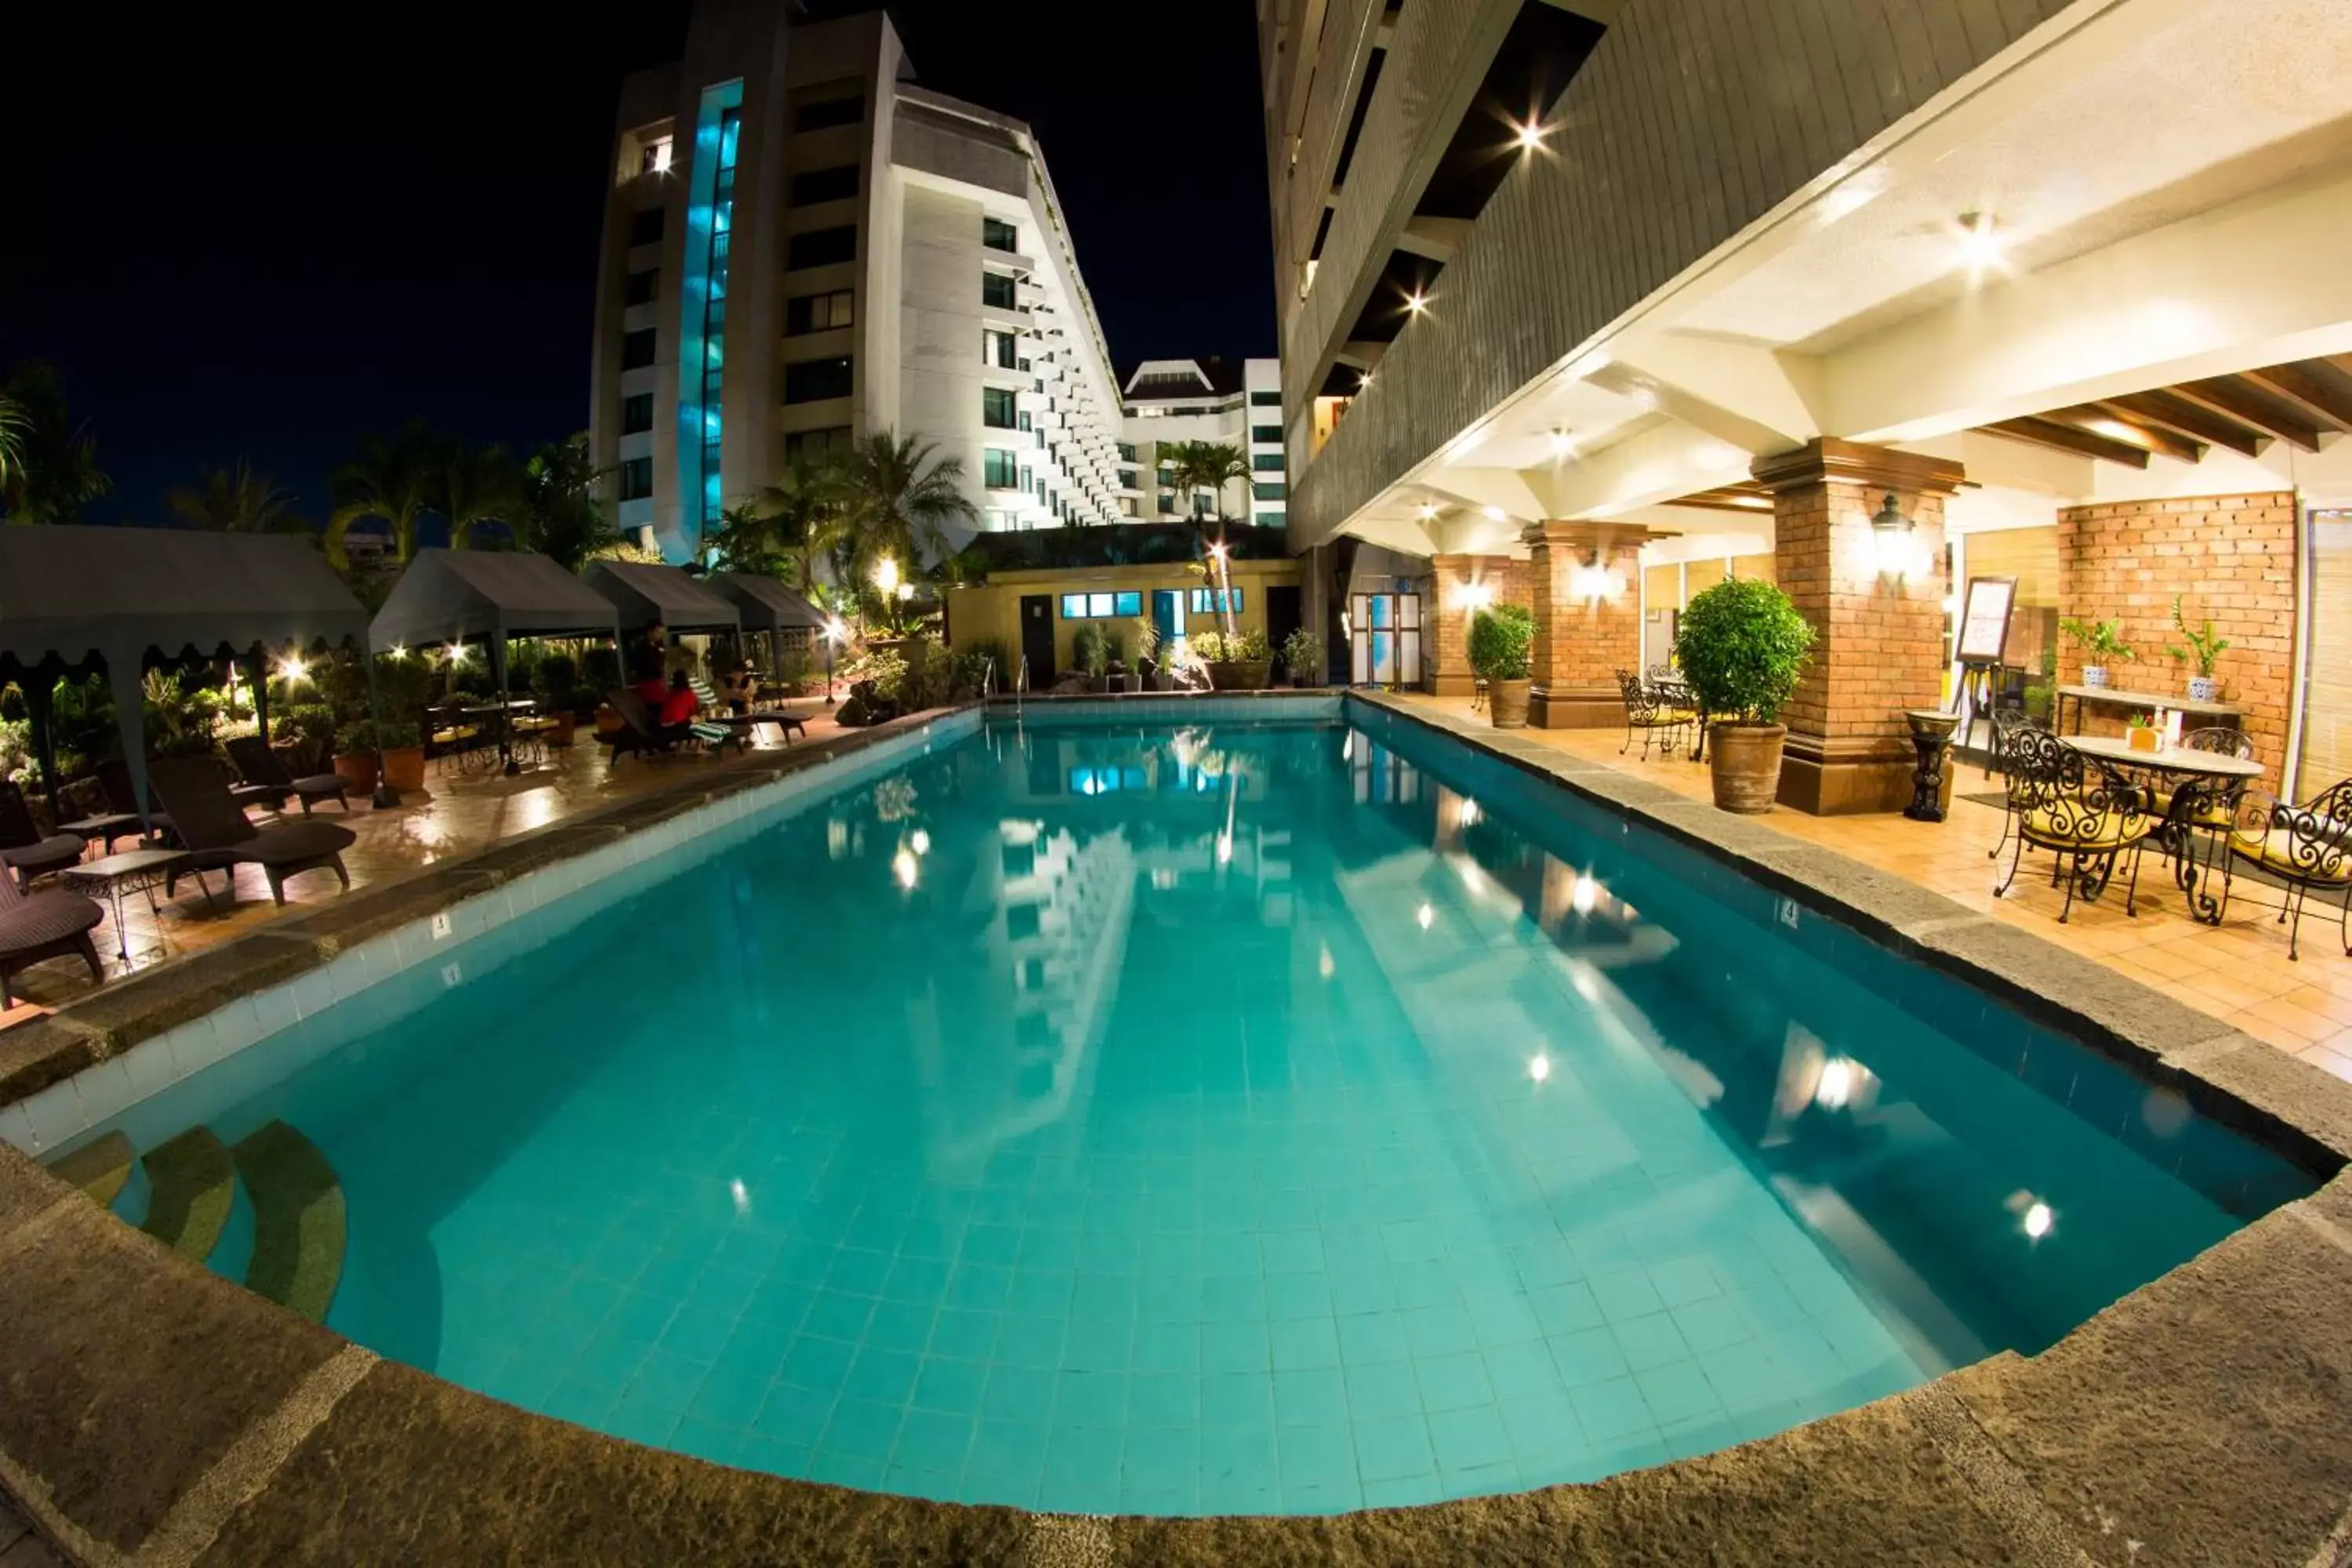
[2060, 734, 2266, 778]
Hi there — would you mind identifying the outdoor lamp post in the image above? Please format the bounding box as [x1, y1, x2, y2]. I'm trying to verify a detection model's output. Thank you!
[822, 615, 846, 705]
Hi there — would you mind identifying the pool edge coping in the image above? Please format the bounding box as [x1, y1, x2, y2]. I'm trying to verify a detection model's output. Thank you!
[0, 692, 2346, 1564]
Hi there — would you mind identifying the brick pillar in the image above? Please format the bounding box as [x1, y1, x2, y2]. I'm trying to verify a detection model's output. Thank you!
[1529, 521, 1648, 728]
[1425, 553, 1530, 696]
[1753, 439, 1962, 814]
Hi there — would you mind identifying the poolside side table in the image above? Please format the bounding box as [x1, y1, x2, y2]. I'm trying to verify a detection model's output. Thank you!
[61, 848, 192, 963]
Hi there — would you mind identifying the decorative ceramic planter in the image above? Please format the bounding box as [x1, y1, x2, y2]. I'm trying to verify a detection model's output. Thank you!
[1708, 724, 1787, 814]
[1206, 660, 1270, 691]
[2187, 674, 2219, 702]
[1488, 677, 1531, 729]
[2082, 666, 2109, 688]
[382, 746, 426, 791]
[332, 752, 379, 793]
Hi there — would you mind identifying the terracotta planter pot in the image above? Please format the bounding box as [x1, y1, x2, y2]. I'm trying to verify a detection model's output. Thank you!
[382, 746, 426, 791]
[548, 713, 578, 746]
[1207, 660, 1271, 691]
[332, 752, 379, 793]
[1488, 677, 1531, 729]
[595, 704, 624, 734]
[1708, 724, 1786, 814]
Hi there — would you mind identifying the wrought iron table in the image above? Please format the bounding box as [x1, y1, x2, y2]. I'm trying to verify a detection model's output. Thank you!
[2060, 735, 2264, 920]
[61, 848, 192, 963]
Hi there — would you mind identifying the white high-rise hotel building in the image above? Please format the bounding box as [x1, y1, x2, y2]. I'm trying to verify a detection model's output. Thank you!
[590, 3, 1134, 560]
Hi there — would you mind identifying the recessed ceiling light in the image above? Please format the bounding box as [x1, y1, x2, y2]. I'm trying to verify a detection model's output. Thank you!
[1405, 291, 1428, 314]
[1482, 505, 1506, 521]
[1417, 503, 1437, 521]
[1513, 119, 1545, 152]
[1955, 211, 2004, 278]
[1549, 429, 1575, 456]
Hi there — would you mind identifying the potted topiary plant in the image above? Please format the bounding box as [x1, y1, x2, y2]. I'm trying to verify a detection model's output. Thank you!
[1467, 604, 1534, 728]
[1283, 627, 1325, 688]
[2059, 616, 2135, 689]
[2164, 594, 2229, 703]
[333, 717, 425, 793]
[1675, 577, 1814, 814]
[1195, 629, 1272, 691]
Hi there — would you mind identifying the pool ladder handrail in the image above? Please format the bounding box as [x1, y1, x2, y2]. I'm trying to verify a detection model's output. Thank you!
[1016, 653, 1028, 720]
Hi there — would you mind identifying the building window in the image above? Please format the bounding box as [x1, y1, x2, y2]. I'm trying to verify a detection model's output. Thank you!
[637, 136, 674, 176]
[1018, 410, 1032, 434]
[1019, 466, 1033, 493]
[795, 94, 862, 131]
[1253, 453, 1283, 472]
[983, 216, 1019, 252]
[982, 387, 1018, 429]
[625, 269, 659, 307]
[1059, 592, 1143, 619]
[786, 426, 854, 459]
[1250, 389, 1280, 407]
[1120, 498, 1139, 517]
[628, 206, 666, 246]
[1251, 423, 1282, 443]
[621, 328, 656, 370]
[1254, 481, 1287, 501]
[1157, 495, 1175, 514]
[983, 329, 1019, 368]
[622, 393, 655, 434]
[619, 456, 653, 500]
[1117, 469, 1138, 489]
[785, 356, 854, 403]
[789, 164, 859, 206]
[787, 225, 857, 269]
[1254, 510, 1284, 528]
[1117, 442, 1137, 463]
[1189, 588, 1243, 614]
[786, 289, 855, 335]
[982, 272, 1018, 309]
[983, 448, 1019, 488]
[1155, 467, 1174, 490]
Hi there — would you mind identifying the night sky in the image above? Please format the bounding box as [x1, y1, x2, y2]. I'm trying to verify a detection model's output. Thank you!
[1, 2, 1276, 528]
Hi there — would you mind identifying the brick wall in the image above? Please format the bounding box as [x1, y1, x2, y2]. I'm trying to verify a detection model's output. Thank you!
[1426, 553, 1532, 691]
[2056, 492, 2297, 771]
[1776, 482, 1948, 746]
[1530, 533, 1642, 695]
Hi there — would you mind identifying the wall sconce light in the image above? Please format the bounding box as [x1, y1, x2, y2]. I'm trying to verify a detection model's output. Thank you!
[1568, 551, 1625, 604]
[1458, 580, 1494, 613]
[1868, 492, 1930, 582]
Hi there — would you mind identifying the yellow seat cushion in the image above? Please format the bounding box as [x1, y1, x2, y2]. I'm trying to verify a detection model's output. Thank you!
[2022, 807, 2148, 849]
[2230, 829, 2352, 884]
[2151, 788, 2235, 829]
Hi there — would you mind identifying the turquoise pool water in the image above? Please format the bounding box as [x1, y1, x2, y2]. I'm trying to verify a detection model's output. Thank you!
[90, 709, 2312, 1514]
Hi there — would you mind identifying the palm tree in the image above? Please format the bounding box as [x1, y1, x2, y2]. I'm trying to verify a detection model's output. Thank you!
[834, 432, 978, 630]
[167, 461, 304, 533]
[327, 421, 444, 566]
[516, 434, 618, 572]
[705, 503, 785, 577]
[435, 441, 524, 550]
[0, 361, 111, 525]
[1161, 440, 1251, 637]
[754, 449, 851, 594]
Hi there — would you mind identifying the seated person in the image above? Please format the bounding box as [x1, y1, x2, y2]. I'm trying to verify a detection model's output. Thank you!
[659, 670, 700, 729]
[719, 666, 756, 715]
[630, 652, 670, 711]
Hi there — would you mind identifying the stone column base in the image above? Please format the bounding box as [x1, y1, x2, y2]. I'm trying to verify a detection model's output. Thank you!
[1530, 687, 1625, 729]
[1775, 733, 1919, 815]
[1426, 672, 1476, 699]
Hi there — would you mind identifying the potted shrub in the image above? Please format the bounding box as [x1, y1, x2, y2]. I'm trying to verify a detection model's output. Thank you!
[534, 653, 581, 745]
[1104, 628, 1134, 694]
[2164, 594, 2229, 703]
[1071, 623, 1108, 693]
[1283, 628, 1325, 688]
[2059, 616, 2134, 689]
[1675, 577, 1814, 814]
[1467, 604, 1534, 728]
[334, 717, 424, 793]
[1195, 630, 1272, 691]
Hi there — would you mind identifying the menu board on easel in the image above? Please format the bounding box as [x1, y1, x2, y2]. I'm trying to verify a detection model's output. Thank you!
[1955, 575, 2016, 665]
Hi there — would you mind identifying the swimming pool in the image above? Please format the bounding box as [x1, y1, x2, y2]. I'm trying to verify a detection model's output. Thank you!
[61, 704, 2314, 1515]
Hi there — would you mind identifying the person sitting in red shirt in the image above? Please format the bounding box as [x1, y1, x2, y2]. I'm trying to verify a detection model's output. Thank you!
[659, 670, 700, 728]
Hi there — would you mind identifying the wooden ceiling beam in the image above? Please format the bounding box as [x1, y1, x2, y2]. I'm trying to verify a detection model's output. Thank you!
[1978, 416, 2151, 469]
[2240, 361, 2352, 434]
[2173, 376, 2321, 452]
[2054, 405, 2205, 464]
[2100, 390, 2266, 458]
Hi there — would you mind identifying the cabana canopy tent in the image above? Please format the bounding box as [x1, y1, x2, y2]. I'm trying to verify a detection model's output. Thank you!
[0, 527, 372, 823]
[582, 561, 742, 638]
[707, 572, 826, 680]
[368, 549, 625, 775]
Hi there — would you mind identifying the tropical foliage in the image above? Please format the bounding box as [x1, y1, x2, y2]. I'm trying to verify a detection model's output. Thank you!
[326, 420, 445, 566]
[1156, 440, 1249, 524]
[167, 460, 305, 533]
[1467, 604, 1534, 681]
[514, 434, 618, 572]
[0, 361, 111, 525]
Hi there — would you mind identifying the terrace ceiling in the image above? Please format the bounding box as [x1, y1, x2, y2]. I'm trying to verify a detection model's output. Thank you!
[1974, 355, 2352, 469]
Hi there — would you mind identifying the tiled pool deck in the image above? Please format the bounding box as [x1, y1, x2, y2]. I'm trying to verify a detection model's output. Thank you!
[2, 691, 2350, 1566]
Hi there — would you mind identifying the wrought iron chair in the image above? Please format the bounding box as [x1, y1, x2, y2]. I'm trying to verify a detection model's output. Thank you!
[1994, 728, 2156, 922]
[1617, 670, 1693, 760]
[2217, 778, 2352, 961]
[2147, 726, 2255, 887]
[427, 704, 492, 775]
[1984, 712, 2045, 862]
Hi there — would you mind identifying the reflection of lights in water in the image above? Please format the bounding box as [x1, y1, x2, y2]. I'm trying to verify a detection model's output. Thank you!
[1571, 874, 1599, 915]
[1416, 902, 1435, 931]
[1457, 861, 1483, 894]
[1318, 943, 1334, 980]
[1341, 735, 1352, 761]
[827, 819, 851, 859]
[730, 1178, 751, 1216]
[1815, 1057, 1859, 1109]
[1460, 798, 1479, 826]
[2024, 1202, 2053, 1240]
[892, 849, 918, 888]
[1529, 1053, 1552, 1083]
[1570, 970, 1600, 1002]
[1151, 867, 1177, 890]
[1216, 833, 1233, 864]
[910, 828, 931, 855]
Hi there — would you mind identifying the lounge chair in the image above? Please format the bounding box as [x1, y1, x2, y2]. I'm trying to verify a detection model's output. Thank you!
[95, 760, 173, 844]
[690, 674, 808, 743]
[0, 863, 104, 1007]
[224, 735, 351, 815]
[146, 757, 356, 907]
[0, 780, 86, 891]
[596, 689, 682, 764]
